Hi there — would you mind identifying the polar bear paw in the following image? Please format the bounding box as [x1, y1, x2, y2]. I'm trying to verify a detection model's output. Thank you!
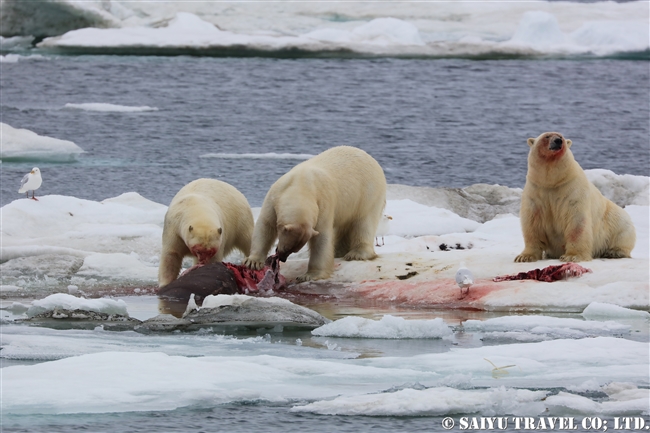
[600, 249, 630, 259]
[243, 256, 266, 270]
[514, 253, 540, 263]
[559, 254, 591, 263]
[343, 248, 377, 261]
[295, 270, 330, 283]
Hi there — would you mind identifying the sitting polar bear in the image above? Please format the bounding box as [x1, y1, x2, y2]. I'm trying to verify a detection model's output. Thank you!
[158, 178, 254, 287]
[515, 132, 635, 263]
[244, 146, 387, 282]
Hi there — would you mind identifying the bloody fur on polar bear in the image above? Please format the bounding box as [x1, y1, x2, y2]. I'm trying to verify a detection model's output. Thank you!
[158, 178, 254, 287]
[515, 132, 635, 263]
[244, 146, 387, 282]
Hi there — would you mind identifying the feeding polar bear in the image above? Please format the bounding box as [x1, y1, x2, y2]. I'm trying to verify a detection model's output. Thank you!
[244, 146, 387, 282]
[515, 132, 635, 263]
[158, 178, 254, 287]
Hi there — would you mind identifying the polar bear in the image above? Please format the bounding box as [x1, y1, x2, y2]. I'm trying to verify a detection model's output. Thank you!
[244, 146, 387, 282]
[158, 178, 254, 287]
[515, 132, 635, 263]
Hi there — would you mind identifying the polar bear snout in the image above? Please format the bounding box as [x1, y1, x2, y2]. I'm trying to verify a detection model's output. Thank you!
[549, 136, 563, 151]
[190, 245, 218, 264]
[276, 248, 290, 263]
[276, 224, 318, 262]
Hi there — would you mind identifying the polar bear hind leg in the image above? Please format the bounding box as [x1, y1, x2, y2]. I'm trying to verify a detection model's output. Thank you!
[342, 217, 378, 261]
[598, 227, 634, 258]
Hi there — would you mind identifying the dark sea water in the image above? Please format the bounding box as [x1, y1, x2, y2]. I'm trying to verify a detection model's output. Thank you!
[3, 405, 644, 433]
[1, 404, 481, 433]
[1, 56, 648, 208]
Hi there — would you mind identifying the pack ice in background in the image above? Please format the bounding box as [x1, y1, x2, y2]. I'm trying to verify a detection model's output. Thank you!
[1, 0, 648, 58]
[1, 0, 649, 431]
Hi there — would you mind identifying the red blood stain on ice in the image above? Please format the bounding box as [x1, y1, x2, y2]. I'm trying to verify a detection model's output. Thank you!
[350, 279, 505, 308]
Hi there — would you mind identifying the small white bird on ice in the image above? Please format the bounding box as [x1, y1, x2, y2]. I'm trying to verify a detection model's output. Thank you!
[455, 261, 474, 295]
[18, 167, 42, 200]
[184, 293, 199, 316]
[375, 214, 392, 246]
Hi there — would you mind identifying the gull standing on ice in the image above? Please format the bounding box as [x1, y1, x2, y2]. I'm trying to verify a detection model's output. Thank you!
[455, 261, 474, 295]
[18, 167, 42, 200]
[375, 214, 392, 246]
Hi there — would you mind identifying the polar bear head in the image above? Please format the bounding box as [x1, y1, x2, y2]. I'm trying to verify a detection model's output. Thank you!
[526, 132, 579, 187]
[276, 223, 319, 262]
[183, 221, 223, 264]
[527, 131, 572, 161]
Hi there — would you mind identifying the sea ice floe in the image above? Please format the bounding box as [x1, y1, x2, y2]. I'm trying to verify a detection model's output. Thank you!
[585, 169, 649, 207]
[63, 103, 159, 112]
[28, 3, 649, 58]
[545, 390, 649, 416]
[462, 315, 631, 341]
[2, 337, 647, 415]
[581, 302, 650, 320]
[0, 123, 84, 162]
[291, 386, 548, 416]
[26, 293, 129, 318]
[1, 192, 166, 289]
[1, 168, 647, 312]
[19, 292, 328, 331]
[182, 294, 330, 329]
[312, 315, 452, 339]
[385, 199, 480, 237]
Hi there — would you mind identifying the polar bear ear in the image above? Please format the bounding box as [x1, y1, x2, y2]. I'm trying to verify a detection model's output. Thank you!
[280, 224, 297, 233]
[218, 227, 223, 235]
[527, 138, 536, 147]
[188, 225, 193, 232]
[566, 139, 572, 148]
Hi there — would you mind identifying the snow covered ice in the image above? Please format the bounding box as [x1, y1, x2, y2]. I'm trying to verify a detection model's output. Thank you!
[63, 102, 158, 112]
[2, 166, 646, 311]
[1, 191, 166, 290]
[1, 159, 648, 417]
[2, 336, 647, 416]
[2, 1, 648, 58]
[1, 123, 84, 162]
[26, 293, 129, 318]
[312, 315, 452, 339]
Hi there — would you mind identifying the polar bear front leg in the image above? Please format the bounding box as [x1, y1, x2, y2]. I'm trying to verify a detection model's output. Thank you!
[342, 218, 378, 261]
[158, 251, 184, 287]
[296, 228, 334, 282]
[245, 223, 277, 270]
[515, 200, 547, 262]
[515, 225, 546, 262]
[244, 205, 278, 270]
[559, 216, 593, 262]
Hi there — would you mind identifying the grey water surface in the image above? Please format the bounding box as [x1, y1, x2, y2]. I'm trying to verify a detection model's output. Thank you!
[1, 57, 648, 207]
